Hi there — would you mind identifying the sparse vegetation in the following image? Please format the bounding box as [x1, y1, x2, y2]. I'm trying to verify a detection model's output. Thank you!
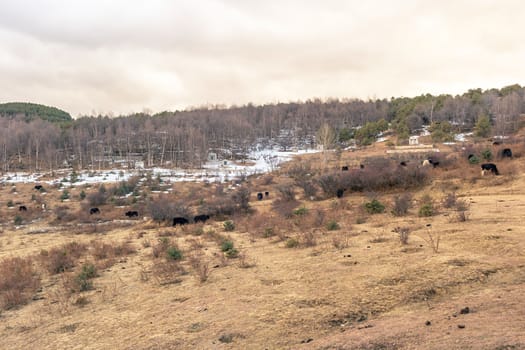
[0, 257, 40, 309]
[391, 193, 412, 216]
[326, 220, 340, 231]
[223, 220, 235, 232]
[365, 199, 385, 214]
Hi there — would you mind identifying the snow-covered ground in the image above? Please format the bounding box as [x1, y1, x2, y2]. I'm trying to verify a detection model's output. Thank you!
[0, 148, 320, 185]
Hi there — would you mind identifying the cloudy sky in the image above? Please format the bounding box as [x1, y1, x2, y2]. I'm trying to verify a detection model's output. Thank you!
[1, 0, 524, 116]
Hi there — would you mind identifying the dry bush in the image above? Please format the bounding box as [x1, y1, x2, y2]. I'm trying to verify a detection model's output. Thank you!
[53, 205, 76, 222]
[187, 251, 210, 283]
[317, 173, 341, 198]
[421, 224, 440, 253]
[87, 186, 109, 206]
[205, 196, 236, 218]
[151, 237, 170, 258]
[0, 257, 41, 309]
[318, 162, 429, 198]
[260, 174, 274, 185]
[332, 232, 351, 249]
[231, 186, 251, 213]
[152, 261, 186, 285]
[272, 198, 300, 219]
[237, 252, 256, 268]
[112, 241, 136, 256]
[41, 242, 87, 274]
[296, 179, 318, 199]
[299, 230, 317, 247]
[442, 192, 457, 209]
[391, 193, 412, 216]
[454, 199, 470, 222]
[90, 240, 134, 269]
[393, 227, 410, 245]
[91, 241, 115, 260]
[242, 213, 283, 239]
[148, 195, 191, 225]
[277, 184, 296, 201]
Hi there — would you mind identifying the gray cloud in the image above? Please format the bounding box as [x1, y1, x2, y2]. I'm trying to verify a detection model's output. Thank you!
[0, 0, 524, 116]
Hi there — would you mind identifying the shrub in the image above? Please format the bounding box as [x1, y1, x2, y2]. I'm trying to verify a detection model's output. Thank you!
[481, 149, 492, 161]
[272, 198, 300, 219]
[293, 206, 309, 216]
[418, 203, 434, 217]
[220, 240, 238, 258]
[223, 220, 235, 232]
[43, 248, 75, 274]
[442, 192, 457, 209]
[14, 215, 23, 225]
[220, 240, 234, 252]
[60, 190, 70, 201]
[87, 188, 108, 206]
[79, 190, 86, 200]
[0, 257, 41, 309]
[394, 227, 410, 245]
[74, 263, 97, 292]
[6, 200, 14, 208]
[296, 179, 317, 199]
[152, 238, 170, 258]
[277, 184, 296, 201]
[364, 199, 385, 214]
[231, 186, 251, 213]
[317, 174, 341, 198]
[166, 246, 183, 261]
[112, 180, 137, 197]
[326, 220, 340, 231]
[225, 247, 239, 258]
[468, 155, 480, 164]
[391, 193, 412, 216]
[188, 253, 210, 283]
[285, 238, 299, 248]
[148, 195, 190, 225]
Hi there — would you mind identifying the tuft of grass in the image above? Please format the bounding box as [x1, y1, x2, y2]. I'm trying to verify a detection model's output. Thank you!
[285, 238, 299, 248]
[223, 220, 235, 232]
[166, 246, 183, 261]
[418, 203, 434, 217]
[293, 206, 309, 216]
[326, 220, 340, 231]
[364, 199, 385, 214]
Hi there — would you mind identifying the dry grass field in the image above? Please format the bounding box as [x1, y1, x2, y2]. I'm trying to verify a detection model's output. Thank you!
[1, 143, 525, 350]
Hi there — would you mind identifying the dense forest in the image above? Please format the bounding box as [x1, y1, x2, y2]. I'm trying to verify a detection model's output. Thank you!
[1, 84, 524, 172]
[0, 102, 72, 124]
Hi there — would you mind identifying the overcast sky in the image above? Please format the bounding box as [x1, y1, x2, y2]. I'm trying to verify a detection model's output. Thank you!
[1, 0, 524, 116]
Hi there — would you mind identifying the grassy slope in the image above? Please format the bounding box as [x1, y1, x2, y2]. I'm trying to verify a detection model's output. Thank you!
[0, 146, 524, 350]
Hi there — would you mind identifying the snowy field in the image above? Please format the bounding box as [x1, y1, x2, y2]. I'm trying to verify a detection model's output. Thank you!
[0, 148, 320, 185]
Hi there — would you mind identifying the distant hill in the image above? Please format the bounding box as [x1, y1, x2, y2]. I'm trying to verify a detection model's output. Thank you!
[0, 102, 72, 123]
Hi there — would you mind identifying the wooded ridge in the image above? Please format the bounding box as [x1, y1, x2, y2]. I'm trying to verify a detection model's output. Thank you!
[1, 84, 523, 172]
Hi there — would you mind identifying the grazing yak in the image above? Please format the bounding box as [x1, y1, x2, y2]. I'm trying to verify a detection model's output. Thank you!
[194, 214, 210, 223]
[173, 217, 189, 226]
[265, 191, 269, 197]
[341, 166, 349, 171]
[399, 161, 407, 167]
[34, 185, 43, 191]
[422, 158, 439, 168]
[499, 148, 512, 159]
[257, 192, 263, 200]
[336, 189, 345, 198]
[19, 205, 27, 211]
[481, 163, 499, 175]
[89, 207, 100, 215]
[125, 210, 139, 218]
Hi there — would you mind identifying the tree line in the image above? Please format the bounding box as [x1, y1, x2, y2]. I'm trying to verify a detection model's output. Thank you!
[1, 84, 524, 172]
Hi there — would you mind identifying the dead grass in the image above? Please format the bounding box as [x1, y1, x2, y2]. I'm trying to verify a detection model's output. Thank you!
[0, 144, 525, 349]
